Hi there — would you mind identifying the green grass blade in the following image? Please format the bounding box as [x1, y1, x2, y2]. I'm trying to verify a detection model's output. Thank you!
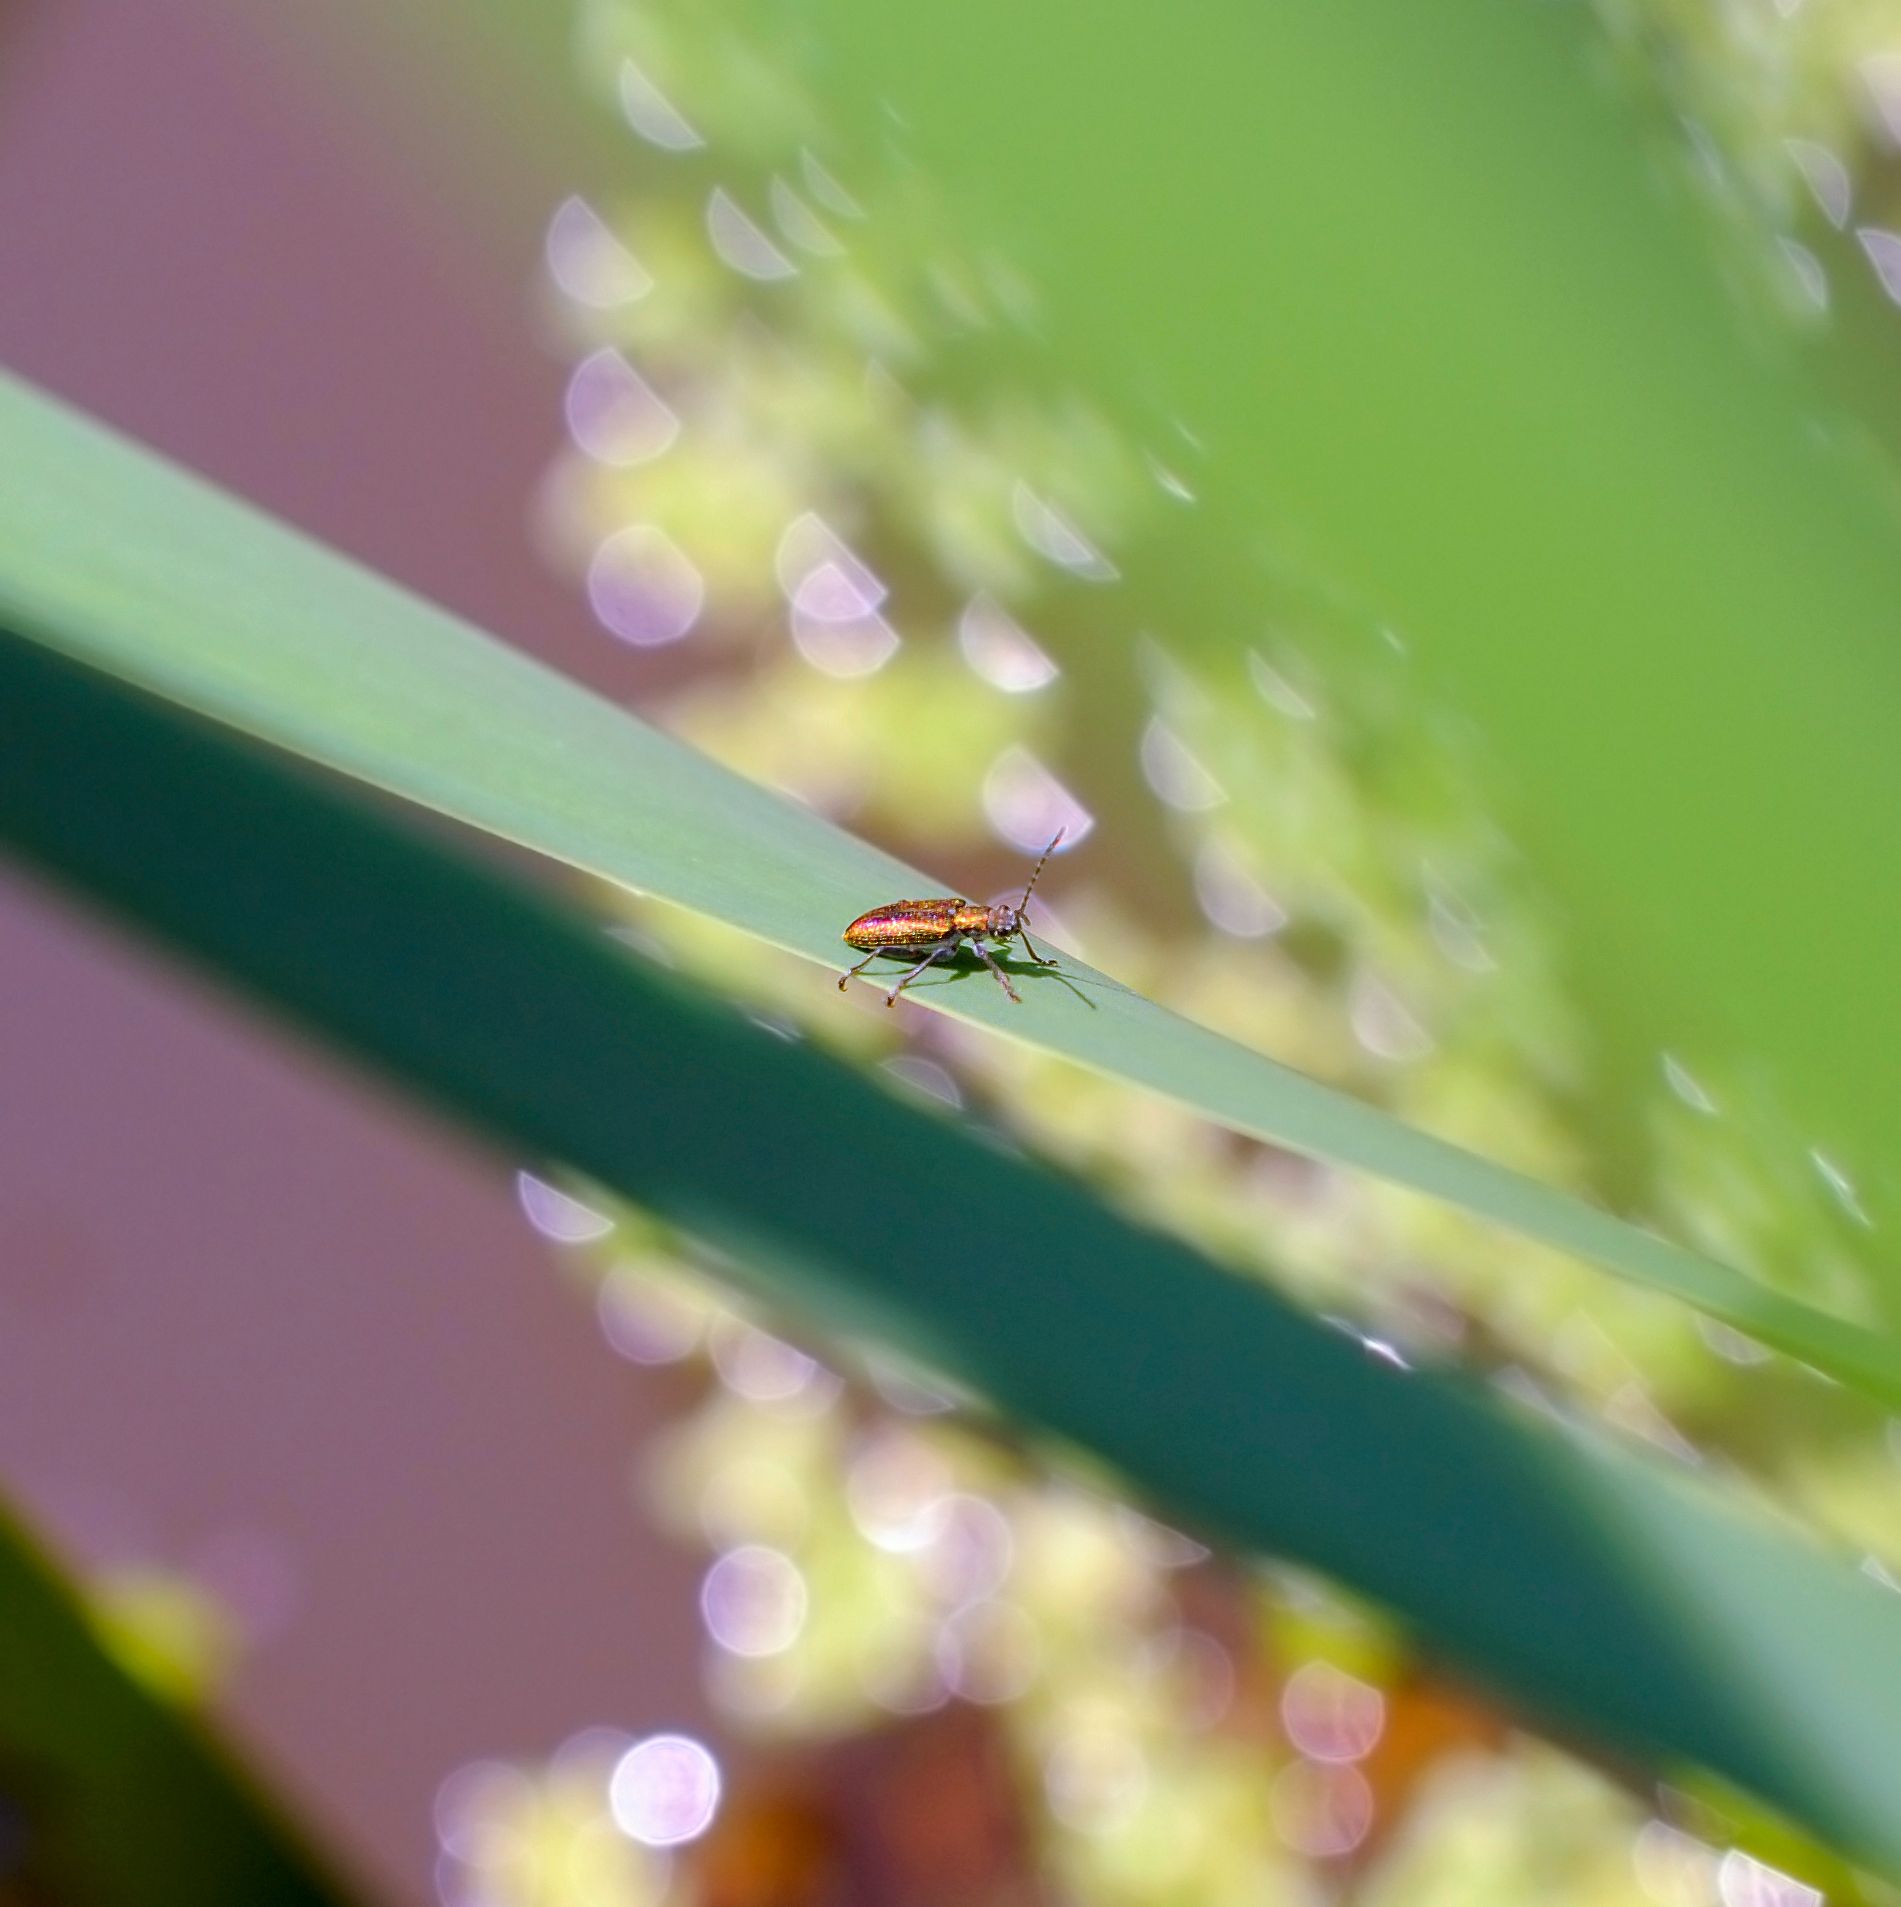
[0, 1495, 362, 1907]
[7, 630, 1901, 1873]
[0, 372, 1891, 1405]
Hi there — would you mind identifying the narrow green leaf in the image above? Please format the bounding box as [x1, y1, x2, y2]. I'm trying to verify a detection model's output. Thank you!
[7, 632, 1901, 1874]
[0, 372, 1891, 1405]
[0, 1494, 361, 1907]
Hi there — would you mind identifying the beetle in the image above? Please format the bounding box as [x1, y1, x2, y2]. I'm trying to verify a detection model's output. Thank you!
[838, 831, 1065, 1007]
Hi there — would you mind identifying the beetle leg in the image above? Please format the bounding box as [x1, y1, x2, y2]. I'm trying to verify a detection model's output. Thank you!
[971, 939, 1023, 1004]
[885, 943, 955, 1007]
[838, 950, 884, 992]
[1015, 926, 1060, 968]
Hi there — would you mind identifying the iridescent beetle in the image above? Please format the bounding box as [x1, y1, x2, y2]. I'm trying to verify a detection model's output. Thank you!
[838, 831, 1065, 1007]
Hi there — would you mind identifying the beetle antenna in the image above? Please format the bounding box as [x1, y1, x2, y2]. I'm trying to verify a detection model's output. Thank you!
[1018, 828, 1065, 912]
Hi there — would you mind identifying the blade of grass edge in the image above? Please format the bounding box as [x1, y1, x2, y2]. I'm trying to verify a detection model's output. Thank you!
[5, 632, 1901, 1875]
[0, 1494, 364, 1907]
[0, 370, 1894, 1410]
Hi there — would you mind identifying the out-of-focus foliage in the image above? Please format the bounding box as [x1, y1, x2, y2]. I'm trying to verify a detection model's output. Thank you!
[1594, 0, 1901, 253]
[434, 1738, 668, 1907]
[0, 1499, 356, 1907]
[457, 0, 1901, 1900]
[87, 1565, 244, 1706]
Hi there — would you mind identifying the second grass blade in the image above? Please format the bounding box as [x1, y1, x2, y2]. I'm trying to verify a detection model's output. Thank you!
[5, 631, 1901, 1873]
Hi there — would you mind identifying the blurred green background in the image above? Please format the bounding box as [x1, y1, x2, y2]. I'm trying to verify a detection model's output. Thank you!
[794, 0, 1901, 1260]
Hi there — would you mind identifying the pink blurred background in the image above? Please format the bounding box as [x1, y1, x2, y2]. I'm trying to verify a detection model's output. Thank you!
[0, 5, 701, 1898]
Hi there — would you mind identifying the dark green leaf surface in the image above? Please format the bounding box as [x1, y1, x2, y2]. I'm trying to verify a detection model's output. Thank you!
[5, 632, 1901, 1874]
[0, 372, 1892, 1408]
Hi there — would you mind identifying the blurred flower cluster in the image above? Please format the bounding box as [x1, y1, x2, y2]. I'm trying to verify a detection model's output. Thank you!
[441, 0, 1901, 1901]
[1592, 0, 1901, 319]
